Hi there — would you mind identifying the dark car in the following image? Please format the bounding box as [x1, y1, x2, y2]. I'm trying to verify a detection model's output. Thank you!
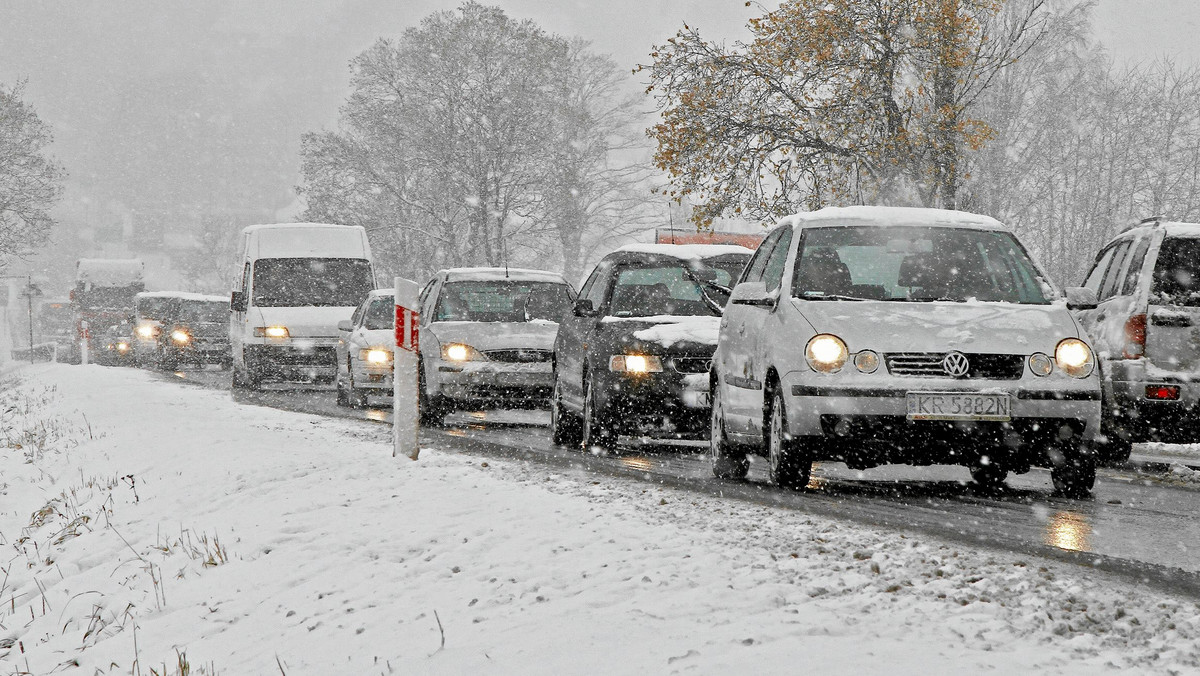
[550, 244, 753, 449]
[156, 294, 232, 370]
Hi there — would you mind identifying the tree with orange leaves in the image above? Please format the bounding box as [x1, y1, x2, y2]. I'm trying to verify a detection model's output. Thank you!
[642, 0, 1058, 226]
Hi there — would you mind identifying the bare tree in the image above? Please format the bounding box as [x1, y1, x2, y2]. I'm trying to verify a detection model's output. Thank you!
[0, 81, 65, 266]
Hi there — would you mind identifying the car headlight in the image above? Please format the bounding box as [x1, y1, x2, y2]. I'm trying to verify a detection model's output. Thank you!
[1055, 338, 1094, 378]
[136, 324, 157, 339]
[805, 334, 848, 373]
[254, 326, 289, 338]
[442, 343, 485, 362]
[171, 330, 191, 344]
[1029, 352, 1053, 377]
[117, 341, 130, 352]
[362, 348, 392, 364]
[609, 355, 663, 373]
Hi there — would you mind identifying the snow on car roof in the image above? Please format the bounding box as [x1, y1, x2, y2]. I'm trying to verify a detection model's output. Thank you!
[366, 288, 394, 299]
[242, 222, 352, 232]
[615, 243, 755, 259]
[136, 291, 228, 303]
[783, 206, 1008, 231]
[76, 259, 144, 285]
[442, 267, 569, 284]
[1161, 222, 1200, 238]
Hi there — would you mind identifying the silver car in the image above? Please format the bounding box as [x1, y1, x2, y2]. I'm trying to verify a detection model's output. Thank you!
[1074, 217, 1200, 462]
[335, 289, 396, 408]
[710, 206, 1102, 496]
[417, 268, 575, 424]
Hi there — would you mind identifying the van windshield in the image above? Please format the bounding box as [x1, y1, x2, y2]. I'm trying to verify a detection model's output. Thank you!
[252, 258, 374, 308]
[179, 301, 228, 323]
[1152, 238, 1200, 306]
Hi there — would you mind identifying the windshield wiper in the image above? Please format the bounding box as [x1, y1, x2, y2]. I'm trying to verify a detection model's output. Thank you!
[799, 291, 871, 302]
[682, 269, 727, 315]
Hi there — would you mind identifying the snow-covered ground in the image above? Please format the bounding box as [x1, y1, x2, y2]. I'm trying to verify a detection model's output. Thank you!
[2, 364, 1199, 674]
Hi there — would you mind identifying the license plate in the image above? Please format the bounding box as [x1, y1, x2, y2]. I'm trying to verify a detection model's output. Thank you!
[906, 392, 1011, 422]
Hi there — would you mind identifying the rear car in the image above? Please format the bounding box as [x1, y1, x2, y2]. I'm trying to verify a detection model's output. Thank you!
[157, 294, 232, 370]
[710, 207, 1101, 496]
[551, 244, 753, 449]
[133, 292, 180, 366]
[418, 268, 575, 423]
[335, 289, 395, 407]
[1074, 218, 1200, 461]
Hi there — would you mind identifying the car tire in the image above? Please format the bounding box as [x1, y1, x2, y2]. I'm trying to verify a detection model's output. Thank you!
[1051, 444, 1097, 498]
[335, 367, 352, 407]
[233, 350, 261, 391]
[418, 360, 449, 426]
[710, 383, 749, 480]
[766, 389, 811, 490]
[346, 369, 369, 408]
[581, 371, 616, 452]
[550, 372, 583, 447]
[1096, 408, 1134, 466]
[969, 460, 1008, 489]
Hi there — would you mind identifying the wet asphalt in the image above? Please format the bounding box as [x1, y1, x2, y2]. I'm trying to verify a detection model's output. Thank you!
[164, 367, 1200, 598]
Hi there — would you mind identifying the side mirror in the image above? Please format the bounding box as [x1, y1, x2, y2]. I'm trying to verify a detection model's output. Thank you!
[230, 291, 247, 312]
[337, 320, 353, 332]
[573, 299, 600, 317]
[1065, 287, 1098, 311]
[730, 282, 775, 307]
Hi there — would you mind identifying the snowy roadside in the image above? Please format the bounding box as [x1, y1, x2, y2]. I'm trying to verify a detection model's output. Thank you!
[2, 365, 1198, 674]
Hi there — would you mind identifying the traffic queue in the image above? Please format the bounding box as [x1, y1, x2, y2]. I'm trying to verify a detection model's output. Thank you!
[68, 205, 1200, 499]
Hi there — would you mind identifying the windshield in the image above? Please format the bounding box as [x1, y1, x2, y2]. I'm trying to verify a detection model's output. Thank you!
[364, 296, 395, 330]
[75, 285, 142, 311]
[252, 258, 374, 308]
[792, 226, 1051, 304]
[694, 254, 750, 288]
[1151, 238, 1200, 306]
[179, 301, 228, 323]
[434, 281, 573, 323]
[137, 296, 176, 320]
[610, 265, 722, 317]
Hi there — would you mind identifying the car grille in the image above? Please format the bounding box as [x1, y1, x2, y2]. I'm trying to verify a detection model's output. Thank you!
[255, 346, 336, 366]
[884, 353, 1025, 380]
[670, 357, 712, 374]
[484, 349, 551, 363]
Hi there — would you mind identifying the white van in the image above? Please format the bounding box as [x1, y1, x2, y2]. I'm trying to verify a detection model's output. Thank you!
[230, 223, 375, 389]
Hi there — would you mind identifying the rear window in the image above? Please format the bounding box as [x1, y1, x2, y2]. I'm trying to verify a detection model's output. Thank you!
[1152, 238, 1200, 306]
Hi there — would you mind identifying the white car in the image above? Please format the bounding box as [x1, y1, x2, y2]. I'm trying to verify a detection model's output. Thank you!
[710, 206, 1102, 496]
[1074, 217, 1200, 462]
[417, 268, 575, 424]
[335, 289, 395, 407]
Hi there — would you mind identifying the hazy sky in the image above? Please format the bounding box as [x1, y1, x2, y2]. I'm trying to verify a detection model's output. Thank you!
[1, 0, 1197, 246]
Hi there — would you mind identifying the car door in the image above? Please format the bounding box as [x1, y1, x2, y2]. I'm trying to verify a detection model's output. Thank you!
[557, 261, 613, 413]
[1090, 238, 1136, 360]
[1144, 234, 1200, 374]
[720, 227, 787, 433]
[417, 275, 444, 393]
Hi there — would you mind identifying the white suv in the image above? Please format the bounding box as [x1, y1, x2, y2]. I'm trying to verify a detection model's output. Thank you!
[710, 206, 1102, 496]
[1074, 218, 1200, 462]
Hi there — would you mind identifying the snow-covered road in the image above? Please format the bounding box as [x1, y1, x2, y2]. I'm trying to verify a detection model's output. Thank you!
[3, 364, 1199, 674]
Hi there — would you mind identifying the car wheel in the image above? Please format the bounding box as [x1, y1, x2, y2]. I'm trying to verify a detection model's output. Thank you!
[418, 359, 448, 425]
[710, 383, 748, 480]
[766, 389, 811, 490]
[1051, 443, 1097, 498]
[581, 371, 616, 452]
[347, 367, 369, 408]
[550, 372, 583, 447]
[235, 350, 261, 391]
[969, 459, 1008, 489]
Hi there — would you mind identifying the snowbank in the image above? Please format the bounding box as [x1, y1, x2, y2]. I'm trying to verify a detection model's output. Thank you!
[1, 365, 1198, 674]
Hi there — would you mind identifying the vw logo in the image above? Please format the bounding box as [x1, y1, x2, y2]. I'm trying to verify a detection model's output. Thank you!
[942, 351, 970, 378]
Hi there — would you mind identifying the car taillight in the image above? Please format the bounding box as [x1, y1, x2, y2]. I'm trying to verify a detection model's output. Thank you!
[1123, 313, 1146, 359]
[1145, 384, 1180, 400]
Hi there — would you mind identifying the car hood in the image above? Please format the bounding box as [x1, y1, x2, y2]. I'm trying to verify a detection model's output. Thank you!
[250, 306, 356, 339]
[359, 328, 395, 348]
[426, 321, 559, 351]
[598, 315, 721, 356]
[795, 300, 1083, 354]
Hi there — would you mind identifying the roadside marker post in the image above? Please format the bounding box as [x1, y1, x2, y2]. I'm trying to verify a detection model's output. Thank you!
[394, 277, 420, 460]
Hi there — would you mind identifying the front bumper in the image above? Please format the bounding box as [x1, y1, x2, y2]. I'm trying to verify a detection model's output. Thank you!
[782, 370, 1100, 468]
[1105, 359, 1200, 442]
[246, 341, 338, 381]
[593, 369, 711, 438]
[434, 360, 553, 405]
